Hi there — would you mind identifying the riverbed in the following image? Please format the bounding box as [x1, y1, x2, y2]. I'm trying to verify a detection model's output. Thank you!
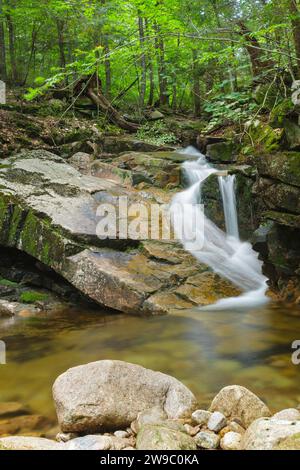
[0, 301, 299, 421]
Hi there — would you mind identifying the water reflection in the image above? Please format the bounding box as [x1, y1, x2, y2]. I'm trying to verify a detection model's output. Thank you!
[0, 302, 300, 420]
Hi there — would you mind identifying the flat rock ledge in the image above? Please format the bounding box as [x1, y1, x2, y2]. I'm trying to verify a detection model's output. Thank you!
[1, 360, 300, 451]
[0, 150, 240, 315]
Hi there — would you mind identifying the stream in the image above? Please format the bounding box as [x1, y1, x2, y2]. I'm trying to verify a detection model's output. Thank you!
[0, 147, 300, 424]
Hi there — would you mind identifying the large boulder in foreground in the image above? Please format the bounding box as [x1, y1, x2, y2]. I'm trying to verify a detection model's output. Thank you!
[241, 418, 300, 450]
[209, 385, 271, 428]
[53, 360, 198, 433]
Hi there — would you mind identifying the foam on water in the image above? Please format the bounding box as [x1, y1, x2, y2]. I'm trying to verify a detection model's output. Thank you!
[170, 146, 269, 310]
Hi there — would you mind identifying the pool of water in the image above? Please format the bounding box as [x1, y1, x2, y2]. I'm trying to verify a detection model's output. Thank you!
[0, 302, 300, 421]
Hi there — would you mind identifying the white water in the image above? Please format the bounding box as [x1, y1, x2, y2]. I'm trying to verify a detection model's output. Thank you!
[218, 175, 239, 239]
[170, 146, 268, 310]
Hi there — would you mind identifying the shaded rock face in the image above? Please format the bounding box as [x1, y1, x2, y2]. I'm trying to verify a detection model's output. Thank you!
[253, 152, 300, 301]
[201, 168, 258, 240]
[0, 149, 240, 315]
[52, 360, 198, 433]
[206, 141, 239, 163]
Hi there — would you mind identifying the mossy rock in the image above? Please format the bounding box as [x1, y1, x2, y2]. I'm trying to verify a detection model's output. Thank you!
[270, 99, 295, 127]
[274, 433, 300, 450]
[253, 83, 281, 111]
[19, 291, 49, 304]
[246, 119, 284, 153]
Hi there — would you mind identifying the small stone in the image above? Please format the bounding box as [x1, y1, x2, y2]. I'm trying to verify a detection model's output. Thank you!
[114, 430, 129, 439]
[194, 431, 220, 450]
[228, 421, 245, 434]
[220, 432, 242, 451]
[219, 426, 232, 438]
[184, 423, 200, 437]
[56, 432, 78, 443]
[191, 410, 212, 426]
[272, 409, 300, 421]
[123, 446, 136, 450]
[207, 412, 227, 432]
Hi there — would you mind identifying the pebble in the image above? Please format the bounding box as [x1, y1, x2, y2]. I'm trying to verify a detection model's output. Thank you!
[220, 432, 242, 451]
[191, 410, 212, 426]
[114, 430, 129, 439]
[207, 411, 227, 432]
[194, 431, 220, 450]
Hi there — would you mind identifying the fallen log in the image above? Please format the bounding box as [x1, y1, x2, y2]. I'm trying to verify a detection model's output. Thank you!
[74, 74, 140, 132]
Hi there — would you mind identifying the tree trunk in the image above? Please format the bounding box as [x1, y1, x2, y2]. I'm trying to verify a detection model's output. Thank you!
[76, 74, 140, 132]
[237, 20, 273, 80]
[192, 49, 201, 117]
[154, 21, 168, 106]
[138, 15, 147, 109]
[56, 19, 66, 70]
[145, 19, 154, 106]
[290, 0, 300, 77]
[6, 12, 17, 83]
[0, 0, 7, 81]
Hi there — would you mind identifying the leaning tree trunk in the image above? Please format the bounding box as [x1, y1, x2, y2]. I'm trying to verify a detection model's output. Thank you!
[75, 74, 140, 132]
[237, 20, 274, 80]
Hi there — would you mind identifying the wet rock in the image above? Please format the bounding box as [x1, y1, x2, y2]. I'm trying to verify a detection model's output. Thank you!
[206, 141, 239, 163]
[257, 152, 300, 188]
[220, 431, 242, 450]
[194, 431, 220, 450]
[241, 418, 300, 450]
[53, 360, 198, 434]
[191, 410, 212, 426]
[0, 414, 51, 436]
[136, 424, 197, 450]
[0, 436, 63, 450]
[209, 385, 271, 428]
[272, 409, 300, 421]
[0, 150, 240, 315]
[131, 406, 168, 434]
[0, 402, 29, 419]
[207, 412, 227, 432]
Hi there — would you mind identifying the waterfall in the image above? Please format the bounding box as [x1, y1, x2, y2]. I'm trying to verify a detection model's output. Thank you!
[170, 146, 268, 310]
[218, 175, 239, 239]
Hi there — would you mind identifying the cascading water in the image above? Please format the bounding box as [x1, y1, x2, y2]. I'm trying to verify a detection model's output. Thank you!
[218, 175, 239, 239]
[170, 146, 269, 310]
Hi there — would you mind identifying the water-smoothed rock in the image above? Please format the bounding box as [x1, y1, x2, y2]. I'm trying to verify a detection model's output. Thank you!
[209, 385, 271, 428]
[0, 150, 240, 315]
[0, 436, 63, 450]
[136, 424, 197, 450]
[53, 360, 198, 433]
[241, 418, 300, 450]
